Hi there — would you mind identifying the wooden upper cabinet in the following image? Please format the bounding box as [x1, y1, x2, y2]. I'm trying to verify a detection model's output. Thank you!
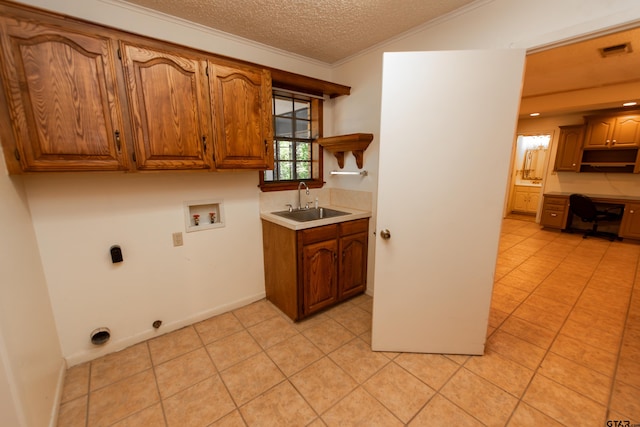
[554, 125, 583, 171]
[613, 114, 640, 147]
[0, 16, 128, 172]
[208, 62, 273, 169]
[120, 42, 213, 170]
[584, 112, 640, 149]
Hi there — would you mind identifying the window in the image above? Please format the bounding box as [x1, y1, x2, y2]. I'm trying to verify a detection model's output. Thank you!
[260, 91, 323, 191]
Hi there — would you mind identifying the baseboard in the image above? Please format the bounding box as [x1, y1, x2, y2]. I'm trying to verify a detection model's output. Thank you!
[64, 292, 266, 367]
[48, 359, 67, 427]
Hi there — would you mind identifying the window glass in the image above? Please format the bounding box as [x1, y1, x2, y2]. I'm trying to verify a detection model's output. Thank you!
[262, 92, 321, 188]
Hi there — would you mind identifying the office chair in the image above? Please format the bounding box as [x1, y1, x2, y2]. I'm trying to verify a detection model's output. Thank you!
[569, 194, 623, 241]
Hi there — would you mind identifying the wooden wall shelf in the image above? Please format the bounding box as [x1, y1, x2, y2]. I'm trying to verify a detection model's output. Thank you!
[317, 133, 373, 168]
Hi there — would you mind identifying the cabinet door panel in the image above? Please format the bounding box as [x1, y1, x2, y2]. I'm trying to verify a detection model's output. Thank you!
[584, 119, 613, 148]
[619, 203, 640, 239]
[512, 190, 529, 212]
[339, 232, 367, 299]
[0, 18, 127, 171]
[121, 43, 212, 170]
[209, 63, 273, 169]
[612, 115, 640, 147]
[554, 125, 582, 171]
[302, 240, 338, 315]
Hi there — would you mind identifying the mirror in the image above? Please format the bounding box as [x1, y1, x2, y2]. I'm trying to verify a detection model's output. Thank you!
[522, 147, 547, 180]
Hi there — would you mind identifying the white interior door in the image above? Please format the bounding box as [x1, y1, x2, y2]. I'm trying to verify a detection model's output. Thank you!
[372, 49, 525, 355]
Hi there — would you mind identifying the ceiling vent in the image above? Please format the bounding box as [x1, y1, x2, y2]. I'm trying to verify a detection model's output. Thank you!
[599, 42, 632, 58]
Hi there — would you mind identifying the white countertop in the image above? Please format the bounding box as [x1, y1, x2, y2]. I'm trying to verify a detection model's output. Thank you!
[260, 206, 372, 230]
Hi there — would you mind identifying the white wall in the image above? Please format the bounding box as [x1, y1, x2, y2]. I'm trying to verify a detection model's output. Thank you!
[0, 150, 63, 426]
[25, 171, 268, 364]
[331, 0, 640, 290]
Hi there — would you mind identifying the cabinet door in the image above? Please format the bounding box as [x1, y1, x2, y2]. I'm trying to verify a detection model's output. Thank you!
[120, 43, 213, 170]
[512, 189, 529, 212]
[584, 117, 614, 148]
[527, 192, 540, 212]
[554, 125, 583, 171]
[0, 17, 128, 172]
[339, 232, 368, 299]
[208, 63, 273, 169]
[612, 114, 640, 147]
[540, 196, 569, 229]
[619, 203, 640, 239]
[301, 239, 338, 315]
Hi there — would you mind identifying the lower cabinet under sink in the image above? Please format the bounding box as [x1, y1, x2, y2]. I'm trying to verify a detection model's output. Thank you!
[261, 218, 369, 321]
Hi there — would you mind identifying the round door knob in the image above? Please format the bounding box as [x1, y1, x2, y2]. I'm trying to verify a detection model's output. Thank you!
[380, 229, 391, 240]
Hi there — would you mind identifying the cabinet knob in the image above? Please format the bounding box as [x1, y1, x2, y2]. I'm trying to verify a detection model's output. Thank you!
[630, 210, 635, 214]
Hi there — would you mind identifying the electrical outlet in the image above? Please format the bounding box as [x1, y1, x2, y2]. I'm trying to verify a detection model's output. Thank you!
[172, 232, 183, 247]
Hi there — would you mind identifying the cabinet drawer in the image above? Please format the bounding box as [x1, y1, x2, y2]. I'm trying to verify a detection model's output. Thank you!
[339, 218, 369, 236]
[300, 224, 338, 245]
[544, 203, 566, 212]
[544, 197, 567, 206]
[541, 209, 566, 229]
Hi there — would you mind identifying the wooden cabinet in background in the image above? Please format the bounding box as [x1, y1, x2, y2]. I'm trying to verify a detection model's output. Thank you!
[540, 195, 569, 229]
[209, 62, 273, 169]
[262, 218, 368, 321]
[0, 16, 129, 172]
[619, 202, 640, 240]
[584, 112, 640, 149]
[120, 42, 214, 170]
[512, 186, 540, 214]
[554, 125, 583, 171]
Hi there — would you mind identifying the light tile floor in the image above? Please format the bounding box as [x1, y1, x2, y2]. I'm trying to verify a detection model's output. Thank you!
[58, 218, 640, 426]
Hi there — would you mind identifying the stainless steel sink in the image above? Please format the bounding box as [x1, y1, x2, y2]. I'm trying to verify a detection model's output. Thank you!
[271, 207, 351, 222]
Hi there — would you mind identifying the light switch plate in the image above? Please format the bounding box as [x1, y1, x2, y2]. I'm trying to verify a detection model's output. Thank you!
[172, 232, 183, 247]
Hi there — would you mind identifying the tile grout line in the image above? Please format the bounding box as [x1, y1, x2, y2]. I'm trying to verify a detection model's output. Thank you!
[146, 341, 169, 427]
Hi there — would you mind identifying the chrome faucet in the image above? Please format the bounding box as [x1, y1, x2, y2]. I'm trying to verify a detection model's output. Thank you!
[297, 181, 309, 210]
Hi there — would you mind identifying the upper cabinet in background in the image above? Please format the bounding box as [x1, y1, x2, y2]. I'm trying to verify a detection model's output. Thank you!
[0, 16, 130, 172]
[554, 125, 583, 171]
[583, 111, 640, 149]
[120, 42, 214, 170]
[554, 110, 640, 174]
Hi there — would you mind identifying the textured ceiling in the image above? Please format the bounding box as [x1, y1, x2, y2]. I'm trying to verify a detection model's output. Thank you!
[122, 0, 639, 115]
[123, 0, 476, 63]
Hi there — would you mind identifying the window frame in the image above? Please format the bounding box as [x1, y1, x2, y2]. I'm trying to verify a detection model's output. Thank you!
[259, 91, 324, 192]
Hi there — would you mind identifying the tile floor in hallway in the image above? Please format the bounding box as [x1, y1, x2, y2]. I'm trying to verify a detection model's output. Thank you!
[57, 218, 640, 426]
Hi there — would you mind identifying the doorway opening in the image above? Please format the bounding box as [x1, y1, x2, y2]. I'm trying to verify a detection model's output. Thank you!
[508, 133, 551, 219]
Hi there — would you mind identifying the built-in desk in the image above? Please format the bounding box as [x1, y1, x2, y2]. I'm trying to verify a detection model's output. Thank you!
[541, 193, 640, 240]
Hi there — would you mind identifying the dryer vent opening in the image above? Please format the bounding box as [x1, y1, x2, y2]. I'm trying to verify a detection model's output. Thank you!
[90, 328, 111, 345]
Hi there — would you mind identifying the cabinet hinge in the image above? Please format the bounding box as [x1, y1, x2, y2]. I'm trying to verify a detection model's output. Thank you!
[117, 48, 121, 60]
[14, 148, 20, 161]
[114, 130, 121, 152]
[205, 65, 209, 77]
[132, 152, 136, 163]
